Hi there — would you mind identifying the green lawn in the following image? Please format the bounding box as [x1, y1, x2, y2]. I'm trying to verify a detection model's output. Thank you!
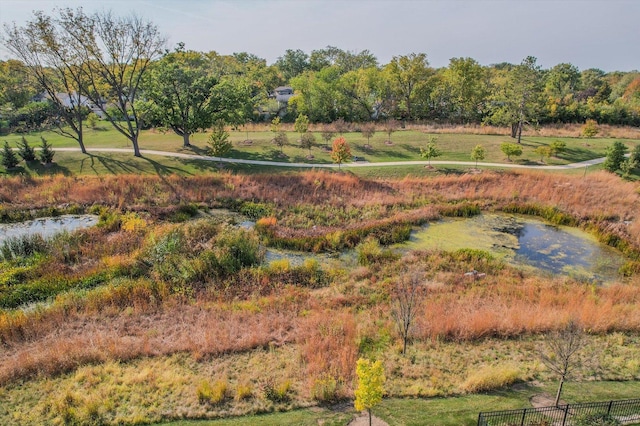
[159, 381, 640, 426]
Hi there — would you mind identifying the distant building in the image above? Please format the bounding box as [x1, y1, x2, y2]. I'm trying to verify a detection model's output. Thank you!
[272, 86, 294, 106]
[34, 92, 106, 118]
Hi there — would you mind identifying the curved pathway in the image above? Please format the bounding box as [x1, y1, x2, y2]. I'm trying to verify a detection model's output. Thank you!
[52, 147, 607, 170]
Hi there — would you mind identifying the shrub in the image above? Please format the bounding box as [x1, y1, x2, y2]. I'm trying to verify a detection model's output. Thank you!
[0, 234, 48, 261]
[356, 237, 383, 266]
[235, 382, 253, 401]
[120, 212, 147, 233]
[96, 208, 122, 232]
[582, 119, 600, 138]
[574, 413, 621, 426]
[263, 379, 292, 403]
[168, 203, 199, 223]
[460, 365, 521, 393]
[311, 374, 339, 403]
[240, 202, 273, 220]
[197, 379, 228, 405]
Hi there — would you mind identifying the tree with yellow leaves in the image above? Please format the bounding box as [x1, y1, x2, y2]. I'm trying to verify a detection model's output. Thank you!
[354, 358, 385, 426]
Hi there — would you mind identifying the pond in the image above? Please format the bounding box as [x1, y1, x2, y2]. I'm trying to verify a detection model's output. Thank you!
[0, 215, 99, 244]
[396, 214, 626, 283]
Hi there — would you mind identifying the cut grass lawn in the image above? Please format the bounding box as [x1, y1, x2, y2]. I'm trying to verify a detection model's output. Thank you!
[159, 381, 640, 426]
[2, 126, 639, 177]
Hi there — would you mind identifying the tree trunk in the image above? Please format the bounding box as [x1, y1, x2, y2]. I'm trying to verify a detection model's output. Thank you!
[368, 408, 372, 426]
[77, 125, 87, 154]
[132, 137, 142, 158]
[402, 336, 407, 355]
[554, 377, 564, 406]
[511, 123, 518, 138]
[183, 132, 191, 147]
[517, 120, 523, 144]
[76, 110, 87, 154]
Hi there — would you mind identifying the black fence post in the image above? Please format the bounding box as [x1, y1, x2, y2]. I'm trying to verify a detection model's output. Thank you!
[607, 400, 613, 416]
[520, 408, 526, 426]
[562, 404, 569, 425]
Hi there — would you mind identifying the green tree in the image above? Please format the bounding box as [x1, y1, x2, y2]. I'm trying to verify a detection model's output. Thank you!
[620, 157, 638, 179]
[487, 56, 544, 143]
[17, 136, 37, 162]
[331, 136, 351, 169]
[581, 119, 600, 138]
[384, 53, 433, 120]
[39, 136, 55, 164]
[57, 8, 165, 157]
[0, 59, 39, 109]
[544, 63, 580, 100]
[273, 131, 288, 153]
[536, 146, 553, 163]
[274, 49, 309, 81]
[354, 358, 385, 426]
[501, 142, 523, 161]
[207, 121, 232, 161]
[630, 145, 640, 164]
[294, 113, 309, 139]
[420, 136, 442, 166]
[603, 141, 628, 172]
[549, 140, 567, 157]
[143, 49, 226, 147]
[86, 113, 99, 129]
[1, 141, 19, 169]
[270, 116, 281, 134]
[470, 144, 485, 167]
[441, 57, 489, 123]
[4, 11, 91, 153]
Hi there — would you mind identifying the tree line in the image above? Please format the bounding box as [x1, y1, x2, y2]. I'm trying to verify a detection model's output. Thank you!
[1, 8, 639, 156]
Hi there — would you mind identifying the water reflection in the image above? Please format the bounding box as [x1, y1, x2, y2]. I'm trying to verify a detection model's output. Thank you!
[0, 215, 98, 244]
[399, 214, 625, 282]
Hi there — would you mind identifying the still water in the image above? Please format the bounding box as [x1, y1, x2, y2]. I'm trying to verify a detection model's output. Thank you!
[398, 214, 625, 282]
[0, 215, 98, 244]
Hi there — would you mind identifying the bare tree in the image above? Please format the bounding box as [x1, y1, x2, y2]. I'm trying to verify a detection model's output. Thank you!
[383, 119, 399, 144]
[3, 11, 89, 153]
[57, 8, 165, 157]
[320, 123, 335, 150]
[539, 319, 586, 406]
[360, 122, 375, 148]
[391, 267, 424, 355]
[333, 117, 350, 135]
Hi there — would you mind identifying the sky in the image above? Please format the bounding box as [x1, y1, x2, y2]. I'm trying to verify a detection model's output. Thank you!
[0, 0, 638, 72]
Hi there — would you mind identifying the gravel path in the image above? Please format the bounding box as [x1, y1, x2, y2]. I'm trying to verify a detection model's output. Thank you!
[51, 147, 610, 170]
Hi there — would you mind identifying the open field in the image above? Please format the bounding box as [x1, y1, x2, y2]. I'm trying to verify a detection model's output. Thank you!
[1, 129, 640, 424]
[1, 124, 639, 180]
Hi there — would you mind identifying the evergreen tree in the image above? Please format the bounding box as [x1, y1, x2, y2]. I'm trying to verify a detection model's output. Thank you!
[603, 141, 627, 173]
[39, 136, 55, 165]
[17, 136, 36, 162]
[1, 140, 19, 169]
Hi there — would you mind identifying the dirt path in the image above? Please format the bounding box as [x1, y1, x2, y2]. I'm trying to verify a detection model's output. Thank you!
[347, 412, 389, 426]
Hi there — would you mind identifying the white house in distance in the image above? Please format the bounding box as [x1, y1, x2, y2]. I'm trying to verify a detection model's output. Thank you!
[34, 92, 106, 118]
[272, 86, 294, 107]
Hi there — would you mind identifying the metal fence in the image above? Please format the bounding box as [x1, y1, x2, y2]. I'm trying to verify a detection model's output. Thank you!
[478, 398, 640, 426]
